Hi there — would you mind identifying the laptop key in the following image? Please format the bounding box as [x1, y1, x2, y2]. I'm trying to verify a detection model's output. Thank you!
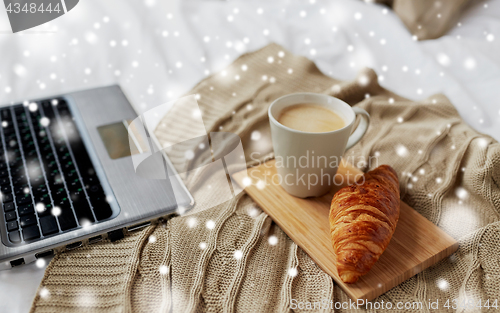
[17, 194, 32, 205]
[40, 216, 58, 236]
[22, 225, 40, 241]
[5, 211, 16, 221]
[3, 202, 15, 212]
[33, 184, 48, 195]
[14, 184, 29, 195]
[2, 193, 13, 203]
[7, 220, 18, 232]
[18, 203, 34, 216]
[34, 193, 50, 204]
[70, 190, 85, 202]
[37, 203, 52, 217]
[57, 204, 77, 231]
[72, 199, 95, 224]
[41, 101, 55, 117]
[20, 214, 37, 227]
[1, 185, 11, 194]
[1, 108, 11, 120]
[0, 177, 9, 185]
[93, 200, 113, 221]
[8, 231, 21, 243]
[68, 179, 81, 191]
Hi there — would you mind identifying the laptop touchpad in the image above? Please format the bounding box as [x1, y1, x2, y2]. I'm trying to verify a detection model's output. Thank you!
[97, 121, 138, 159]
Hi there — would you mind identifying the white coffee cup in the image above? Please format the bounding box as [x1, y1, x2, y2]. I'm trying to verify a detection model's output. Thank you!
[268, 93, 370, 198]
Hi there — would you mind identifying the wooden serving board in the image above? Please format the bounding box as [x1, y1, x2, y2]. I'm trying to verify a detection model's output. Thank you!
[233, 160, 458, 302]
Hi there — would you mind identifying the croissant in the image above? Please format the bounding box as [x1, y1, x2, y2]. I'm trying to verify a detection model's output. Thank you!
[329, 165, 400, 284]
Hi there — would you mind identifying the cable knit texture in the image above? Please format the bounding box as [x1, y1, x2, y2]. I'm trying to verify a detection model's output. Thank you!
[31, 43, 499, 312]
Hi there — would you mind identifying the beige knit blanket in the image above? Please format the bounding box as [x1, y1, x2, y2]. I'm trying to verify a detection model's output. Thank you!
[30, 44, 500, 312]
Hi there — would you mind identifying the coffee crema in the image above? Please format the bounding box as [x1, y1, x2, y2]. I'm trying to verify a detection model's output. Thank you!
[277, 104, 345, 133]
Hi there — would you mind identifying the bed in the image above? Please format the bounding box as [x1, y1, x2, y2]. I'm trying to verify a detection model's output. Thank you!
[0, 0, 499, 312]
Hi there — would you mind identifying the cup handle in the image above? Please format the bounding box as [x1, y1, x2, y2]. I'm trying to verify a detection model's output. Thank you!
[345, 107, 370, 150]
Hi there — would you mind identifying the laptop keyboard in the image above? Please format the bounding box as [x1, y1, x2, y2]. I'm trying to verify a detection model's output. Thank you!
[1, 98, 114, 244]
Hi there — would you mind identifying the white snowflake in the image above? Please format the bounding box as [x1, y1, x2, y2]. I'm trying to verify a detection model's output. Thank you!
[396, 144, 409, 157]
[36, 203, 46, 213]
[51, 206, 61, 216]
[85, 32, 97, 44]
[464, 57, 476, 70]
[13, 64, 27, 77]
[437, 53, 451, 66]
[251, 130, 261, 141]
[28, 102, 38, 112]
[234, 250, 243, 260]
[159, 265, 168, 275]
[39, 287, 50, 299]
[437, 278, 449, 291]
[288, 268, 298, 277]
[268, 235, 278, 245]
[206, 220, 215, 230]
[455, 187, 468, 200]
[40, 116, 50, 127]
[256, 180, 266, 190]
[36, 258, 46, 268]
[242, 177, 252, 187]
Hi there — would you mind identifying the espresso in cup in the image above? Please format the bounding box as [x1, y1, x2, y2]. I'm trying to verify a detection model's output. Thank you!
[277, 103, 345, 133]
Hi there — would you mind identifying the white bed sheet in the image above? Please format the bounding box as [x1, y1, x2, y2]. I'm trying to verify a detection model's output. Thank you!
[0, 0, 499, 312]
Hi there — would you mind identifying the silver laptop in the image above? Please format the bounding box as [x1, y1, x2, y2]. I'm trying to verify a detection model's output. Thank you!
[0, 85, 193, 270]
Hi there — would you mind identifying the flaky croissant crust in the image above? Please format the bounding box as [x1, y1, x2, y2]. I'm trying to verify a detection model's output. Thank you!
[329, 165, 400, 284]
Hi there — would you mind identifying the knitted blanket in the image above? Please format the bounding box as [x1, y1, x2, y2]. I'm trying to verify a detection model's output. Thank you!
[30, 43, 500, 312]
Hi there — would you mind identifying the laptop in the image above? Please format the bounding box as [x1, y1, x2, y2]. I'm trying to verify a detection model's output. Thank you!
[0, 85, 193, 269]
